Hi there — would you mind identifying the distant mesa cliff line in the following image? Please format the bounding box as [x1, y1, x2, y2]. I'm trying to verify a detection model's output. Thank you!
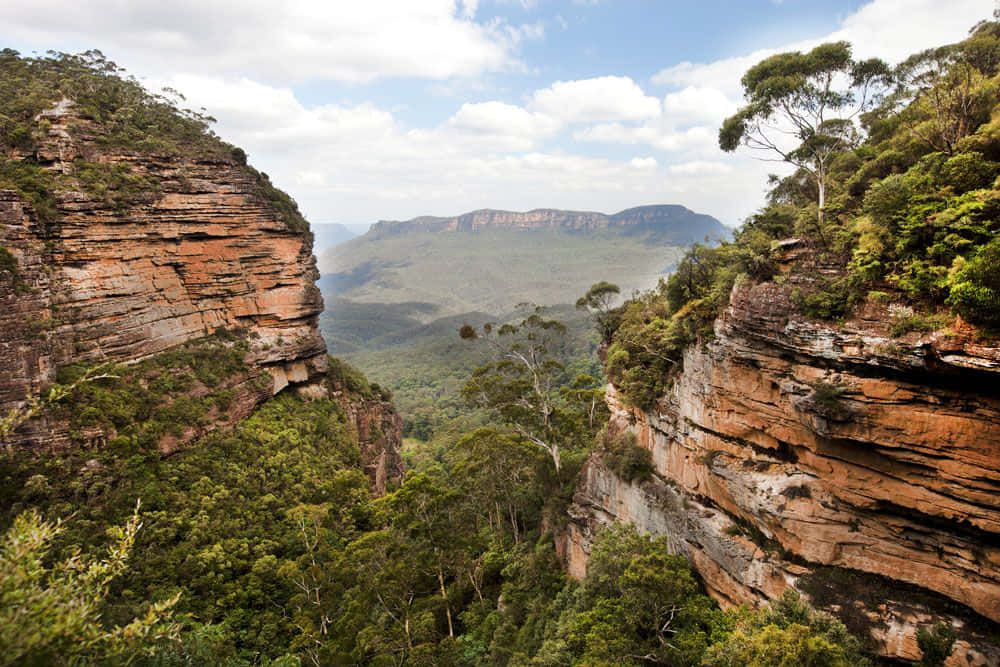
[366, 205, 729, 239]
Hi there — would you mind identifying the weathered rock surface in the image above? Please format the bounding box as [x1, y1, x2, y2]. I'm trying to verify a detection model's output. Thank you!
[0, 102, 401, 484]
[327, 374, 404, 496]
[566, 273, 1000, 663]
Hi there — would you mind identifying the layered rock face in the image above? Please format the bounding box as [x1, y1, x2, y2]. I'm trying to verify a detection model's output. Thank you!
[328, 373, 405, 496]
[566, 272, 1000, 663]
[368, 204, 727, 243]
[0, 103, 401, 474]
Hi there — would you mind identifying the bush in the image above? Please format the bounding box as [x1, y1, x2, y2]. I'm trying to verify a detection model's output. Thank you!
[703, 590, 870, 667]
[916, 623, 957, 666]
[598, 428, 654, 484]
[947, 236, 1000, 326]
[0, 246, 16, 279]
[889, 312, 947, 337]
[794, 277, 859, 320]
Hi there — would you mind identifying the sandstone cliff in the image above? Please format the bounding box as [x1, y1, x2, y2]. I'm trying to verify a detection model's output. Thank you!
[0, 100, 402, 482]
[368, 204, 728, 244]
[565, 248, 1000, 663]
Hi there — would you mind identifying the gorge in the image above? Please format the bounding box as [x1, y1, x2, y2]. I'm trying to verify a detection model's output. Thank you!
[3, 12, 1000, 666]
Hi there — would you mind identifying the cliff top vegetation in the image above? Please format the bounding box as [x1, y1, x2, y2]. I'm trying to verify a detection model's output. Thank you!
[608, 18, 1000, 409]
[0, 49, 310, 234]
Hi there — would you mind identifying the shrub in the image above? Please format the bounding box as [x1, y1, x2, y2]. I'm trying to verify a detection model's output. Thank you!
[703, 590, 869, 667]
[947, 236, 1000, 326]
[889, 312, 947, 337]
[598, 428, 654, 484]
[794, 276, 859, 320]
[0, 246, 16, 279]
[917, 623, 957, 666]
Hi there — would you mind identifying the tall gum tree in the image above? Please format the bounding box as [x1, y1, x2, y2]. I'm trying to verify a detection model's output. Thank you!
[719, 41, 890, 235]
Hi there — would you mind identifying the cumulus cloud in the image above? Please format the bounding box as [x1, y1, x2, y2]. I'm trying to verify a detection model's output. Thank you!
[447, 101, 560, 148]
[652, 0, 990, 96]
[3, 0, 533, 84]
[530, 76, 661, 123]
[667, 161, 732, 176]
[629, 157, 658, 170]
[5, 0, 991, 228]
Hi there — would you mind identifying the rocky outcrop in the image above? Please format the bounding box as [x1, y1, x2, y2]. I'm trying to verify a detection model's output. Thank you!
[566, 265, 1000, 663]
[367, 205, 728, 244]
[328, 374, 405, 496]
[0, 102, 400, 481]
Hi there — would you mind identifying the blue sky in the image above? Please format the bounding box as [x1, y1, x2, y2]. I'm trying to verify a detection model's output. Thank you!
[3, 0, 994, 228]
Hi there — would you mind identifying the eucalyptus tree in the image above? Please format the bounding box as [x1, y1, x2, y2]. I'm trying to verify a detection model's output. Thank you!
[460, 308, 589, 474]
[576, 281, 621, 343]
[719, 41, 890, 232]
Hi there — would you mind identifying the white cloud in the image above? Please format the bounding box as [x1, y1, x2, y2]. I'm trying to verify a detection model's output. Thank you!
[629, 157, 658, 169]
[667, 161, 732, 176]
[3, 0, 532, 84]
[575, 123, 716, 154]
[652, 0, 991, 97]
[530, 76, 661, 123]
[295, 171, 327, 187]
[5, 0, 992, 230]
[445, 101, 560, 150]
[661, 86, 735, 125]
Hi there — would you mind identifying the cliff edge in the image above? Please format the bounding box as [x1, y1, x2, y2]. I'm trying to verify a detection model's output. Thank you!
[0, 93, 401, 480]
[566, 245, 1000, 664]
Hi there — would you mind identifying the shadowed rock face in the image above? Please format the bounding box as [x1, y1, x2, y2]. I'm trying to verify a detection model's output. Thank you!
[565, 258, 1000, 663]
[0, 105, 383, 461]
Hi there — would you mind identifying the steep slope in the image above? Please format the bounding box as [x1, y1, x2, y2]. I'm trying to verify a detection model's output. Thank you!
[565, 247, 1000, 663]
[0, 57, 401, 478]
[0, 101, 326, 447]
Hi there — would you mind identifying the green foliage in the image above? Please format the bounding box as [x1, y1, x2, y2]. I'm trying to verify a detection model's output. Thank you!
[720, 40, 890, 227]
[0, 49, 222, 159]
[703, 590, 869, 667]
[328, 355, 391, 401]
[0, 160, 59, 224]
[0, 245, 17, 281]
[461, 309, 603, 474]
[793, 276, 860, 320]
[947, 235, 1000, 326]
[917, 623, 958, 666]
[528, 525, 731, 666]
[2, 392, 368, 664]
[51, 332, 254, 450]
[889, 312, 948, 337]
[597, 427, 654, 484]
[606, 249, 742, 409]
[709, 22, 1000, 336]
[325, 302, 601, 445]
[0, 506, 179, 666]
[576, 281, 622, 343]
[249, 168, 310, 235]
[810, 381, 850, 414]
[0, 49, 311, 235]
[71, 159, 158, 210]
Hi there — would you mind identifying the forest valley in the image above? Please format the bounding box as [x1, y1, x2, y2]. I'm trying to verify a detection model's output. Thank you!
[2, 13, 1000, 667]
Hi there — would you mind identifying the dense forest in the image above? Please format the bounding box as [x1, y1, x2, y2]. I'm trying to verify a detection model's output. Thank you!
[2, 14, 999, 667]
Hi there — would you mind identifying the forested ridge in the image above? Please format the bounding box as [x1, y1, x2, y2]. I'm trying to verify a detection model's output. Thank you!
[2, 16, 999, 667]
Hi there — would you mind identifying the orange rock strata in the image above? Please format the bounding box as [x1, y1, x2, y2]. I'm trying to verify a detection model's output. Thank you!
[566, 277, 1000, 663]
[0, 103, 399, 483]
